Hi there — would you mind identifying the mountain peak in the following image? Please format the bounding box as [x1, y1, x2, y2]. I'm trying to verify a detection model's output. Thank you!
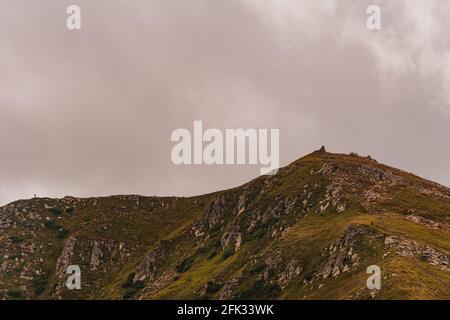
[1, 149, 449, 300]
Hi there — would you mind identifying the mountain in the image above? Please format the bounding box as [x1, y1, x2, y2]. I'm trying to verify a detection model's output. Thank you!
[1, 148, 449, 300]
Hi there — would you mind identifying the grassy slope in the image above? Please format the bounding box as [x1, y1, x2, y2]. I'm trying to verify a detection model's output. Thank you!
[129, 152, 450, 300]
[1, 151, 449, 300]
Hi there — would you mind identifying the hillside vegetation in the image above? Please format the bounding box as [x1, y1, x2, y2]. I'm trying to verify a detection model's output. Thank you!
[1, 148, 449, 300]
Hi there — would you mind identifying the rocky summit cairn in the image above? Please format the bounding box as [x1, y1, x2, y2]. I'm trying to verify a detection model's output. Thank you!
[318, 145, 326, 153]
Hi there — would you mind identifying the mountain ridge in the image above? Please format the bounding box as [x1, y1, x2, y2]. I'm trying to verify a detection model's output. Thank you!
[1, 148, 449, 300]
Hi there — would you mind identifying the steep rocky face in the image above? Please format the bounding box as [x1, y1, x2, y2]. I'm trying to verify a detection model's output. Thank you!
[318, 225, 365, 279]
[1, 149, 449, 300]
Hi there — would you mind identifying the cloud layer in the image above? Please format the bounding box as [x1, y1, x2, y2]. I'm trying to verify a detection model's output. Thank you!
[1, 0, 449, 205]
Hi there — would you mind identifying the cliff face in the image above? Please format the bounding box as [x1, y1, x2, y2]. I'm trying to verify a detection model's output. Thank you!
[1, 149, 450, 300]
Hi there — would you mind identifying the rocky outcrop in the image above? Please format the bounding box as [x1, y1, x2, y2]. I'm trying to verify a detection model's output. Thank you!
[221, 225, 242, 251]
[405, 215, 444, 230]
[218, 271, 242, 300]
[133, 240, 170, 282]
[90, 241, 103, 271]
[236, 192, 248, 215]
[56, 237, 76, 276]
[358, 165, 405, 185]
[317, 171, 347, 213]
[318, 225, 363, 279]
[384, 236, 450, 271]
[193, 193, 235, 235]
[278, 259, 302, 289]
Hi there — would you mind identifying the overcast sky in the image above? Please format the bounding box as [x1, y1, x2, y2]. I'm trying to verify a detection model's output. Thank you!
[1, 0, 449, 205]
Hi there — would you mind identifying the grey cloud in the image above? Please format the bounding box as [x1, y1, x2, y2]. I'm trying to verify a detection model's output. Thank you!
[0, 0, 449, 205]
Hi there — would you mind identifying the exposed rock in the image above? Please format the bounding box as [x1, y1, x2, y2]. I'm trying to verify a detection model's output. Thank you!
[221, 225, 242, 251]
[134, 240, 169, 282]
[358, 165, 406, 187]
[278, 259, 302, 288]
[56, 237, 76, 276]
[90, 241, 103, 271]
[236, 192, 248, 215]
[318, 225, 364, 279]
[193, 193, 234, 234]
[405, 215, 442, 230]
[384, 236, 450, 271]
[218, 271, 242, 300]
[318, 163, 334, 175]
